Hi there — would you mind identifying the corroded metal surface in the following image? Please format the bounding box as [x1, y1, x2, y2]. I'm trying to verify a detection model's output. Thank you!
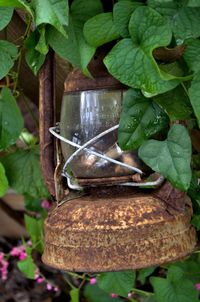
[43, 186, 197, 272]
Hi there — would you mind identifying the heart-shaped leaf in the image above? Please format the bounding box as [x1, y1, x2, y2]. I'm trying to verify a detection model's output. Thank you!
[138, 124, 192, 191]
[148, 0, 200, 40]
[83, 13, 120, 47]
[104, 6, 181, 96]
[113, 1, 142, 38]
[47, 0, 103, 76]
[31, 0, 69, 36]
[118, 89, 169, 150]
[97, 271, 136, 298]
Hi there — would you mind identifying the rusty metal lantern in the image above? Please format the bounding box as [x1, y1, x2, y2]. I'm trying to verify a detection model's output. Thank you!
[39, 51, 197, 272]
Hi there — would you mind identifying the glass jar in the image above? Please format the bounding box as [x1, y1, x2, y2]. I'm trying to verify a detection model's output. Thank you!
[60, 89, 144, 179]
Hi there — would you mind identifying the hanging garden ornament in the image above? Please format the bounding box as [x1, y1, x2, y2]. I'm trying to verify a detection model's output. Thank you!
[39, 50, 196, 272]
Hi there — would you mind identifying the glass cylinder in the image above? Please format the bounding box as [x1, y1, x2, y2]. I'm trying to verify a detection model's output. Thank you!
[60, 89, 143, 179]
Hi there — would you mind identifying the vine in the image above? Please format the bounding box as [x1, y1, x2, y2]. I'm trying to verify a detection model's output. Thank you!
[0, 0, 200, 302]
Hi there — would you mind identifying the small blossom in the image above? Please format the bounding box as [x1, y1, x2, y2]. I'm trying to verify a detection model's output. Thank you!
[19, 251, 27, 261]
[46, 283, 53, 291]
[36, 277, 44, 284]
[0, 252, 4, 261]
[128, 292, 132, 298]
[195, 283, 200, 291]
[10, 247, 20, 257]
[54, 287, 59, 292]
[27, 240, 32, 247]
[90, 277, 97, 285]
[0, 259, 8, 281]
[110, 293, 118, 298]
[41, 200, 52, 210]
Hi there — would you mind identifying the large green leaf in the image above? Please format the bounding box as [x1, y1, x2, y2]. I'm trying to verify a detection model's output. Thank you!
[148, 0, 200, 40]
[118, 89, 169, 150]
[188, 71, 200, 127]
[113, 1, 142, 38]
[0, 162, 8, 197]
[188, 0, 200, 6]
[104, 6, 180, 96]
[0, 41, 18, 80]
[31, 0, 68, 36]
[47, 0, 103, 75]
[183, 39, 200, 73]
[84, 284, 123, 302]
[0, 88, 23, 150]
[83, 13, 120, 48]
[154, 85, 193, 121]
[25, 30, 46, 75]
[0, 7, 13, 30]
[150, 276, 199, 302]
[138, 124, 192, 191]
[2, 146, 49, 198]
[97, 271, 136, 298]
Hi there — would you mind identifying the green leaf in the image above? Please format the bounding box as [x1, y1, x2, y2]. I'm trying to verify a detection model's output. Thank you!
[17, 250, 37, 280]
[97, 270, 136, 298]
[138, 124, 192, 191]
[148, 0, 200, 40]
[0, 7, 13, 30]
[118, 89, 169, 150]
[84, 284, 123, 302]
[154, 85, 193, 121]
[31, 0, 69, 36]
[47, 0, 103, 76]
[83, 13, 120, 48]
[150, 276, 199, 302]
[184, 39, 200, 73]
[25, 30, 46, 75]
[70, 288, 80, 302]
[104, 6, 180, 96]
[113, 1, 142, 38]
[0, 0, 32, 15]
[137, 266, 157, 285]
[188, 71, 200, 127]
[24, 214, 44, 253]
[0, 88, 24, 150]
[0, 162, 8, 197]
[0, 40, 18, 80]
[1, 146, 49, 199]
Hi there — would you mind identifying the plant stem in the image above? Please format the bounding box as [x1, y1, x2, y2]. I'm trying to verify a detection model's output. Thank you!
[131, 288, 154, 297]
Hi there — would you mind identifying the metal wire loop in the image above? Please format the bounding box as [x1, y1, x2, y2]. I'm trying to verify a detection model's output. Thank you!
[49, 124, 164, 190]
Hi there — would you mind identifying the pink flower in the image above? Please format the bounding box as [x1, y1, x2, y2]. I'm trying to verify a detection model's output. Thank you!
[10, 247, 20, 257]
[46, 283, 53, 291]
[0, 252, 4, 261]
[110, 293, 118, 298]
[195, 283, 200, 291]
[36, 277, 44, 284]
[41, 200, 52, 210]
[90, 278, 97, 285]
[19, 251, 27, 261]
[0, 259, 8, 281]
[54, 287, 59, 292]
[128, 292, 132, 298]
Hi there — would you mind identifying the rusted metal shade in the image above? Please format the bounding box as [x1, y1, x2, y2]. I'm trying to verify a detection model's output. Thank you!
[43, 184, 196, 272]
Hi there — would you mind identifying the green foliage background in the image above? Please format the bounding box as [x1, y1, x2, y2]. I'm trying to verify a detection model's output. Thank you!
[0, 0, 200, 301]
